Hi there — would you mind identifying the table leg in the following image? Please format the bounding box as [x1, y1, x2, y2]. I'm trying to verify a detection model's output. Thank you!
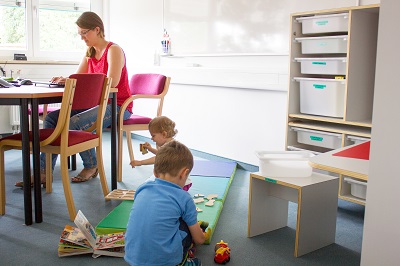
[295, 179, 338, 257]
[111, 92, 117, 190]
[20, 99, 32, 225]
[248, 177, 288, 237]
[31, 99, 42, 223]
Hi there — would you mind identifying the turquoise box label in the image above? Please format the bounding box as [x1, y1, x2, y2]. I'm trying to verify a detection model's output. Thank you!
[265, 178, 277, 183]
[313, 84, 326, 89]
[316, 20, 328, 26]
[310, 136, 323, 141]
[312, 62, 326, 65]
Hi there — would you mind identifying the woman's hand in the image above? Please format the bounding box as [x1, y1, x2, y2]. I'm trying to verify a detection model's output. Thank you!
[50, 76, 66, 84]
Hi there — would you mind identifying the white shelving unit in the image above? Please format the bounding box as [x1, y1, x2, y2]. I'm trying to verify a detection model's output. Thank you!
[286, 4, 380, 205]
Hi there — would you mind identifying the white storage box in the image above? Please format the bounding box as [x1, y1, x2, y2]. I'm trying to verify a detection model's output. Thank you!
[296, 13, 349, 34]
[347, 135, 370, 145]
[255, 151, 314, 177]
[295, 57, 347, 75]
[295, 35, 348, 54]
[344, 177, 367, 199]
[292, 127, 342, 149]
[294, 77, 346, 117]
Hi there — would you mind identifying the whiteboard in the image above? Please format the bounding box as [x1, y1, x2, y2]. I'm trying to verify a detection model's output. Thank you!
[160, 0, 368, 55]
[163, 0, 293, 55]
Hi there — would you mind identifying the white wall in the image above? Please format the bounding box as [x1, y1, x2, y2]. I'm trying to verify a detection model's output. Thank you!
[361, 0, 400, 264]
[108, 0, 379, 165]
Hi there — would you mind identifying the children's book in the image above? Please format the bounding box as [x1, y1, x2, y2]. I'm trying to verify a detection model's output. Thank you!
[58, 225, 93, 257]
[58, 210, 125, 258]
[92, 246, 125, 258]
[74, 210, 125, 253]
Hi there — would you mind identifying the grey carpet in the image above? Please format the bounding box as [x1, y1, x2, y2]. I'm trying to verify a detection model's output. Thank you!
[0, 131, 364, 265]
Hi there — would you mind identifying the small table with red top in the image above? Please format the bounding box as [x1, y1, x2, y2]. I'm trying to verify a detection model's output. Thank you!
[309, 141, 370, 180]
[309, 141, 370, 204]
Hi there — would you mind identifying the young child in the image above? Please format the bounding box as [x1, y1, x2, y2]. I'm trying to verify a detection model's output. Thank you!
[125, 141, 206, 266]
[130, 116, 192, 191]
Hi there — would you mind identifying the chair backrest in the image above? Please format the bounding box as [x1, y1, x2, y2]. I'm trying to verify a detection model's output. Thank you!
[66, 73, 112, 135]
[40, 78, 76, 146]
[69, 73, 107, 110]
[129, 73, 167, 95]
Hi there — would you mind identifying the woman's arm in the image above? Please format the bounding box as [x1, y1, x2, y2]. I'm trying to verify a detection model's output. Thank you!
[107, 44, 125, 88]
[76, 55, 89, 73]
[50, 55, 88, 84]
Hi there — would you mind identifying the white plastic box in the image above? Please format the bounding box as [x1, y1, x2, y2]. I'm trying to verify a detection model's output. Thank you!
[295, 57, 347, 75]
[295, 35, 348, 54]
[294, 77, 346, 117]
[292, 127, 342, 149]
[255, 151, 314, 177]
[344, 177, 367, 200]
[296, 13, 349, 34]
[347, 135, 370, 145]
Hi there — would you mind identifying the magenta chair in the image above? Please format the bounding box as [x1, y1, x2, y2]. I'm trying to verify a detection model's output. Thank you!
[117, 73, 171, 181]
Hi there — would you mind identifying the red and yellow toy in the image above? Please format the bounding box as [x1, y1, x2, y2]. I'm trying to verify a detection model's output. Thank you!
[214, 240, 231, 264]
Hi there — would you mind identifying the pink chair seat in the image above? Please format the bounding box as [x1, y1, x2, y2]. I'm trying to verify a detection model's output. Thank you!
[38, 106, 60, 115]
[27, 106, 60, 115]
[2, 128, 99, 147]
[123, 115, 152, 125]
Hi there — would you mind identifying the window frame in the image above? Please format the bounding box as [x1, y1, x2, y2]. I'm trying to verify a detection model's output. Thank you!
[0, 0, 104, 61]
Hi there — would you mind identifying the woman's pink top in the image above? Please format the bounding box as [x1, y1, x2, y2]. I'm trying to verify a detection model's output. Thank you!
[87, 42, 132, 113]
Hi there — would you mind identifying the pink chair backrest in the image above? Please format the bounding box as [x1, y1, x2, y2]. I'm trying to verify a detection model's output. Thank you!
[129, 74, 166, 95]
[69, 73, 106, 110]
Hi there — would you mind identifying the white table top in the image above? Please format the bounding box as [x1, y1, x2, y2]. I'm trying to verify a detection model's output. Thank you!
[0, 85, 64, 99]
[251, 171, 338, 189]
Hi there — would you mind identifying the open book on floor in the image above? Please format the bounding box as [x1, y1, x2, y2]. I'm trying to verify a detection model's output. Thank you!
[58, 210, 125, 258]
[58, 225, 93, 257]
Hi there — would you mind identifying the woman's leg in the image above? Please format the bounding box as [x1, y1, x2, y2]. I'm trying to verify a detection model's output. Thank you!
[40, 109, 85, 171]
[71, 104, 131, 180]
[39, 109, 60, 171]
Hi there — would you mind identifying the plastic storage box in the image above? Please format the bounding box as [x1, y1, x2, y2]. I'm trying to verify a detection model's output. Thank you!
[291, 127, 342, 149]
[296, 13, 349, 34]
[347, 135, 370, 145]
[295, 57, 347, 75]
[255, 151, 314, 177]
[344, 177, 367, 199]
[294, 77, 346, 117]
[295, 35, 348, 54]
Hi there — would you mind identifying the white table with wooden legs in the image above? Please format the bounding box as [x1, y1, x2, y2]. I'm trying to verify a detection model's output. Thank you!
[248, 172, 339, 257]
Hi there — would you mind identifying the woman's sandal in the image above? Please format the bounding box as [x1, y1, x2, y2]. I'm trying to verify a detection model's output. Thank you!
[71, 168, 98, 183]
[15, 179, 46, 188]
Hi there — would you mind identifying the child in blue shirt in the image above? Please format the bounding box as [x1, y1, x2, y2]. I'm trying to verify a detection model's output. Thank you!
[125, 141, 206, 266]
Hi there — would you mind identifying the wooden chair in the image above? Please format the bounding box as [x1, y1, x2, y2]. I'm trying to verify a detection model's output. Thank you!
[41, 73, 112, 220]
[117, 73, 170, 181]
[0, 74, 112, 221]
[0, 77, 76, 216]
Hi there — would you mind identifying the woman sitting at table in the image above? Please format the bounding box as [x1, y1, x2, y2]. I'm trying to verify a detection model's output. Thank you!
[15, 11, 132, 187]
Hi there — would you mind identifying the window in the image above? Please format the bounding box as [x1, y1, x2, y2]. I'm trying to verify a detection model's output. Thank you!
[0, 0, 100, 61]
[0, 1, 26, 51]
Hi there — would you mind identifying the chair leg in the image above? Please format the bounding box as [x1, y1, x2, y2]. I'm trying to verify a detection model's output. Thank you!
[45, 153, 53, 193]
[96, 145, 110, 198]
[117, 128, 124, 182]
[60, 155, 76, 221]
[0, 147, 6, 215]
[127, 131, 135, 163]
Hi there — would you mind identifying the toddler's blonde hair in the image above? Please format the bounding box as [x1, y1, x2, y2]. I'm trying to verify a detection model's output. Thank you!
[148, 116, 178, 138]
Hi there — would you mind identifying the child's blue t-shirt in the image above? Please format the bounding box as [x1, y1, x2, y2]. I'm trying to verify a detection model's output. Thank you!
[124, 178, 197, 266]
